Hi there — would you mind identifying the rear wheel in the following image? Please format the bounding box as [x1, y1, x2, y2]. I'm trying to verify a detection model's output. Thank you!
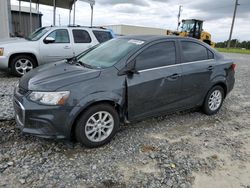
[10, 55, 36, 77]
[75, 104, 119, 148]
[203, 85, 224, 115]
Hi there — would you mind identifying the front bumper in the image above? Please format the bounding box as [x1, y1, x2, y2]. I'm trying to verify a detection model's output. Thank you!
[13, 88, 72, 139]
[0, 56, 9, 70]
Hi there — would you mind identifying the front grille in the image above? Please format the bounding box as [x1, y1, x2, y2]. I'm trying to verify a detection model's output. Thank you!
[18, 87, 28, 95]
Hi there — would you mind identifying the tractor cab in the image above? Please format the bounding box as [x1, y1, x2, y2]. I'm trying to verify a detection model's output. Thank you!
[180, 19, 203, 39]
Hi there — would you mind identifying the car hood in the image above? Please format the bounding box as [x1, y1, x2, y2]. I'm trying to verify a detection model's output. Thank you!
[0, 37, 28, 45]
[19, 61, 101, 91]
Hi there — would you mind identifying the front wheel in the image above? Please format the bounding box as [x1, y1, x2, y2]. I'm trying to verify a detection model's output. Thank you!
[10, 55, 36, 77]
[75, 104, 119, 148]
[202, 86, 224, 115]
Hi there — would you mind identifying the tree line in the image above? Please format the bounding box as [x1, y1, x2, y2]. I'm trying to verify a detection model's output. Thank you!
[215, 39, 250, 49]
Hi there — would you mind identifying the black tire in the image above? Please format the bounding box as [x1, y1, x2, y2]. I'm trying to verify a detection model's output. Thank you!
[10, 55, 36, 77]
[202, 85, 225, 115]
[75, 104, 119, 148]
[203, 39, 211, 46]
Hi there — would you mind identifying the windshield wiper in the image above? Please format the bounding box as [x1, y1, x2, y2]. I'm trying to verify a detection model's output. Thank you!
[77, 60, 95, 69]
[66, 57, 96, 69]
[66, 57, 77, 64]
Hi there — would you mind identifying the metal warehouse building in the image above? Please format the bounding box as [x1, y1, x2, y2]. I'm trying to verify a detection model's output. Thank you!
[105, 24, 167, 36]
[11, 5, 42, 37]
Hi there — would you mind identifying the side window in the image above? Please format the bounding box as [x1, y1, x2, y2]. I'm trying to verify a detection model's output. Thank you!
[72, 29, 91, 43]
[181, 41, 209, 62]
[136, 42, 176, 71]
[47, 29, 70, 43]
[93, 30, 113, 43]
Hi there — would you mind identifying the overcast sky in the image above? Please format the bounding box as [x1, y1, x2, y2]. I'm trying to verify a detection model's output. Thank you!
[11, 0, 250, 42]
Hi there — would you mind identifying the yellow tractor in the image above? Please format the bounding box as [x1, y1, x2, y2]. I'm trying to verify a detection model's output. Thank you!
[167, 19, 215, 47]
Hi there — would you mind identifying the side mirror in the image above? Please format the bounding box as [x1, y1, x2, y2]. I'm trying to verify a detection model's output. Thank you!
[44, 37, 55, 44]
[118, 59, 139, 76]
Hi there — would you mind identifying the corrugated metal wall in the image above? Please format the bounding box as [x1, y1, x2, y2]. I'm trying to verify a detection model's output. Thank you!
[11, 11, 42, 37]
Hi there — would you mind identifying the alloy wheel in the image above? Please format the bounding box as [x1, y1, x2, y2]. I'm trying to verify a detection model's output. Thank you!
[208, 90, 222, 111]
[15, 59, 33, 75]
[85, 111, 114, 142]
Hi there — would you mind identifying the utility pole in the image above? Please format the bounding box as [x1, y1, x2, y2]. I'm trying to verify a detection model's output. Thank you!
[90, 4, 93, 27]
[177, 5, 182, 31]
[227, 0, 240, 48]
[53, 0, 56, 26]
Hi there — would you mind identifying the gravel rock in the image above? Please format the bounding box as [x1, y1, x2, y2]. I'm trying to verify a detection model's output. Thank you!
[7, 161, 14, 166]
[19, 179, 26, 184]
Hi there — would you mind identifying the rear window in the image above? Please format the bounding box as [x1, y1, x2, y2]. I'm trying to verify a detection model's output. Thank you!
[181, 41, 213, 62]
[72, 29, 91, 43]
[93, 30, 113, 43]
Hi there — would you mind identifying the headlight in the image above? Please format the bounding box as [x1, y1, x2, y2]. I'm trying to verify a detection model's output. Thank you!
[0, 48, 4, 56]
[29, 91, 70, 105]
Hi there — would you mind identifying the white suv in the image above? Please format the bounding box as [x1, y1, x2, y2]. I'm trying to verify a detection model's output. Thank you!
[0, 26, 114, 76]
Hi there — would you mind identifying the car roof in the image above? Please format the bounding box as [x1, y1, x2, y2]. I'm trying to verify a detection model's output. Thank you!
[120, 35, 197, 42]
[44, 25, 110, 31]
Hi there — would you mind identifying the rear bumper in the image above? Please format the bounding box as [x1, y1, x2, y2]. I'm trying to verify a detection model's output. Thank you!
[13, 89, 73, 139]
[226, 72, 235, 96]
[0, 56, 9, 70]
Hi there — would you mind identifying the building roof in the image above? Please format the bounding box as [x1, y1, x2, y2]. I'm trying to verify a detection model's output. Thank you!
[11, 5, 41, 14]
[17, 0, 95, 10]
[17, 0, 75, 10]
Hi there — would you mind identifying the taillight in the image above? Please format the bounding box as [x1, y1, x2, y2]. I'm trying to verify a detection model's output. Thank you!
[231, 63, 236, 72]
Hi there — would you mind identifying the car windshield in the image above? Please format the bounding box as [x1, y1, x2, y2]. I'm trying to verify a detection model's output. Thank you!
[27, 27, 51, 41]
[181, 21, 195, 32]
[77, 38, 145, 69]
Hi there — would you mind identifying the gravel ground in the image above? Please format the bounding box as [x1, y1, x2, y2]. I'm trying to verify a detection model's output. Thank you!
[0, 53, 250, 188]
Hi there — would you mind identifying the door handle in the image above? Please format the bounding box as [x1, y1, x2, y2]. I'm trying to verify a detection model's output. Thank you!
[64, 46, 71, 49]
[167, 73, 181, 80]
[207, 66, 214, 71]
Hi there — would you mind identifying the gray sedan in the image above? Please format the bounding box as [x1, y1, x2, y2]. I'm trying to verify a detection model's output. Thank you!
[13, 36, 235, 147]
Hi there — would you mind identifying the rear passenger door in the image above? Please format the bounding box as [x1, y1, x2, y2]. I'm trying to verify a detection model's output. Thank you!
[71, 29, 97, 56]
[127, 40, 182, 120]
[179, 40, 215, 107]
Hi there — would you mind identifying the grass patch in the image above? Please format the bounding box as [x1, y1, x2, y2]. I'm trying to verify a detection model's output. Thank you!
[216, 48, 250, 54]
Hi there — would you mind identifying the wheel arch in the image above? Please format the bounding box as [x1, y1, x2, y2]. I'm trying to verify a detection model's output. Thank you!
[204, 81, 228, 103]
[69, 99, 124, 140]
[215, 82, 227, 98]
[8, 53, 38, 68]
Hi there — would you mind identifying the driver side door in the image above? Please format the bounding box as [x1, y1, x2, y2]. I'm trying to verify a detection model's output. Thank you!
[39, 29, 74, 63]
[126, 40, 182, 121]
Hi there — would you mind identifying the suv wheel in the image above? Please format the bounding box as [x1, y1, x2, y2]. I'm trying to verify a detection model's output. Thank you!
[75, 104, 119, 148]
[203, 85, 224, 115]
[10, 55, 36, 77]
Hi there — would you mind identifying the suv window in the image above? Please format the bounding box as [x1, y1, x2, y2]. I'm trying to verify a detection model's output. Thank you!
[181, 41, 213, 62]
[47, 29, 70, 43]
[93, 30, 113, 43]
[72, 29, 91, 43]
[136, 42, 176, 71]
